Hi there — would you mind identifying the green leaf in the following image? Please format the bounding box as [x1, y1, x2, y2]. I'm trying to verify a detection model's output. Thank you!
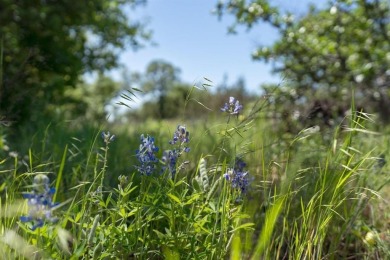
[230, 222, 255, 232]
[167, 193, 182, 205]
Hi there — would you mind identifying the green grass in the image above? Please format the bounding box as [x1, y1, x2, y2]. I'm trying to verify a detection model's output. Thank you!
[0, 100, 390, 259]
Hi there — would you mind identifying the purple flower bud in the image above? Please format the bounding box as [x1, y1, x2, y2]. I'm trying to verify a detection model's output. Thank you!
[169, 125, 190, 145]
[221, 96, 243, 115]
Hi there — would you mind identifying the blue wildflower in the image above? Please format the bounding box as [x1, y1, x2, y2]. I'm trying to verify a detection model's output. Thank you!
[221, 96, 243, 115]
[135, 134, 159, 175]
[169, 125, 190, 145]
[162, 125, 191, 178]
[20, 174, 59, 230]
[223, 158, 251, 194]
[169, 125, 191, 153]
[162, 150, 179, 178]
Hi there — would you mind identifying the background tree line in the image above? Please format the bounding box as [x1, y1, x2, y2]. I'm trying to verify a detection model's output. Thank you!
[216, 0, 390, 129]
[0, 0, 149, 129]
[0, 0, 389, 134]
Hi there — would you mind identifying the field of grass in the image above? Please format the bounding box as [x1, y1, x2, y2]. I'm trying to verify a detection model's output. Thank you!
[1, 96, 390, 259]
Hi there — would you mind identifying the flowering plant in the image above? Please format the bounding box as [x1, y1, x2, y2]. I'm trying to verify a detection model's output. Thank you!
[20, 174, 59, 230]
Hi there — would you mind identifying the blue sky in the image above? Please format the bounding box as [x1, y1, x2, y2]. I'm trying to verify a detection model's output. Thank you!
[114, 0, 328, 94]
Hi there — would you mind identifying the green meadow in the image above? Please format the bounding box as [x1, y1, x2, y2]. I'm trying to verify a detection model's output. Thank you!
[1, 0, 390, 259]
[1, 94, 390, 259]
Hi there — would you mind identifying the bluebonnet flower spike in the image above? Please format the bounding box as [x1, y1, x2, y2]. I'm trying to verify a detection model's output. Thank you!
[162, 150, 179, 178]
[169, 125, 190, 145]
[135, 134, 159, 175]
[163, 125, 191, 178]
[223, 158, 251, 194]
[20, 174, 59, 230]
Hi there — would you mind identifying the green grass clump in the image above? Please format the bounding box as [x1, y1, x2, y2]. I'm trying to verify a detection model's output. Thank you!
[0, 95, 389, 259]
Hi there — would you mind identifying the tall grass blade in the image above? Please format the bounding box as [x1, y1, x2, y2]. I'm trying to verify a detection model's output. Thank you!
[54, 144, 67, 202]
[251, 197, 284, 259]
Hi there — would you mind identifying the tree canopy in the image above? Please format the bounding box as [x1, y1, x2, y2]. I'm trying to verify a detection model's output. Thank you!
[216, 0, 390, 124]
[132, 60, 182, 119]
[0, 0, 150, 125]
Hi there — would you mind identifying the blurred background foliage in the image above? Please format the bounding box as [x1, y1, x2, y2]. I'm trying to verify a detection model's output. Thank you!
[0, 0, 149, 129]
[0, 0, 388, 161]
[0, 0, 388, 160]
[216, 0, 390, 128]
[0, 0, 388, 135]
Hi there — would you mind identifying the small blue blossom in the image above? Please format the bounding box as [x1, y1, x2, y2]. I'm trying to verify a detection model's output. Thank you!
[162, 150, 179, 178]
[135, 134, 159, 175]
[102, 131, 115, 144]
[170, 125, 191, 153]
[20, 174, 59, 230]
[223, 158, 251, 194]
[169, 125, 190, 145]
[221, 96, 243, 115]
[162, 125, 191, 178]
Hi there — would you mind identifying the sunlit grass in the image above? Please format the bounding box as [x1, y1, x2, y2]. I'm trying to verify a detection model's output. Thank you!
[0, 100, 389, 259]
